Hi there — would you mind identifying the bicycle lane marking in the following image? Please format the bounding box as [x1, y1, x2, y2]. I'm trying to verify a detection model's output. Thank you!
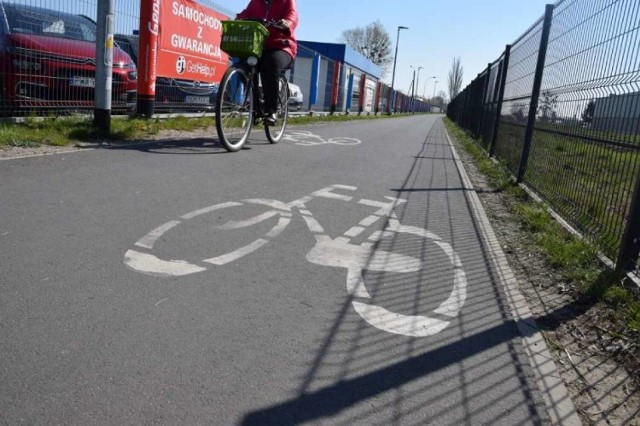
[123, 184, 468, 337]
[281, 130, 362, 146]
[302, 194, 467, 337]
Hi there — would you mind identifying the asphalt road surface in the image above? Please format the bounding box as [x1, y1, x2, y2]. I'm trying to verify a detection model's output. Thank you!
[1, 116, 550, 424]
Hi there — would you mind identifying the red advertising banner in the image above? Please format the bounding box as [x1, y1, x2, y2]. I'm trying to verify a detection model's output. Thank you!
[157, 0, 230, 83]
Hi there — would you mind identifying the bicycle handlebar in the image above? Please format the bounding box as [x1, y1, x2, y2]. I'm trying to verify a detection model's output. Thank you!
[241, 18, 290, 33]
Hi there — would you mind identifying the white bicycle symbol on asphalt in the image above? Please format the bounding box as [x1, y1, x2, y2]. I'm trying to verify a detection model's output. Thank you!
[124, 185, 467, 337]
[281, 130, 361, 146]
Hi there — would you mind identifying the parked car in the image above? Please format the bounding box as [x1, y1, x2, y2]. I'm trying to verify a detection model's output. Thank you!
[114, 34, 218, 112]
[0, 2, 137, 115]
[288, 82, 303, 110]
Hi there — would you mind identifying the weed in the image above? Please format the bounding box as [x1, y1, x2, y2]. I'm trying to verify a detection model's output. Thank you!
[603, 286, 630, 307]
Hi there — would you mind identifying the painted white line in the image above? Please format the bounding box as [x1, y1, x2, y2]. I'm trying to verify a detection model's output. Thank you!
[124, 250, 206, 277]
[368, 230, 396, 242]
[245, 199, 293, 212]
[215, 211, 278, 230]
[299, 209, 312, 216]
[346, 269, 372, 298]
[359, 197, 406, 217]
[352, 301, 450, 337]
[287, 196, 314, 209]
[155, 298, 168, 306]
[307, 235, 422, 278]
[359, 215, 380, 228]
[434, 240, 463, 268]
[386, 219, 442, 241]
[265, 217, 292, 238]
[367, 249, 422, 273]
[203, 238, 269, 266]
[344, 226, 366, 238]
[312, 186, 355, 202]
[135, 220, 181, 249]
[181, 202, 242, 220]
[302, 215, 325, 234]
[433, 269, 468, 317]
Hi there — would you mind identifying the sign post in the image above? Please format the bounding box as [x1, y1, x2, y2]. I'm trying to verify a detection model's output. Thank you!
[136, 0, 161, 117]
[95, 0, 115, 130]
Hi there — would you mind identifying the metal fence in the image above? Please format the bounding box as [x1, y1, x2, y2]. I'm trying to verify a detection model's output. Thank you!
[447, 0, 640, 281]
[0, 0, 429, 117]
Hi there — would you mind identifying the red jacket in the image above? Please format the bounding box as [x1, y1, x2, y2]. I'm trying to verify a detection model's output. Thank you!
[236, 0, 298, 59]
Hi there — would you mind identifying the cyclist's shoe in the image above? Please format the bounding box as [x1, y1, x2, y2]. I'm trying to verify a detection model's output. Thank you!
[264, 113, 278, 126]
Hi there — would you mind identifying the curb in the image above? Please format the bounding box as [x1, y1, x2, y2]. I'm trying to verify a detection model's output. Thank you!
[442, 120, 582, 426]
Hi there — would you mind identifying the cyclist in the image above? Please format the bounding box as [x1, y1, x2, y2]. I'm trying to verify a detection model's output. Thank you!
[236, 0, 298, 126]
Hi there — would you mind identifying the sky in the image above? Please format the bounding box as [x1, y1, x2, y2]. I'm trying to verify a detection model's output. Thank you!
[219, 0, 554, 99]
[9, 0, 554, 99]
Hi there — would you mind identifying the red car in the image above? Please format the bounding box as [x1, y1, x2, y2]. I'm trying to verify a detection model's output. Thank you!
[0, 2, 137, 115]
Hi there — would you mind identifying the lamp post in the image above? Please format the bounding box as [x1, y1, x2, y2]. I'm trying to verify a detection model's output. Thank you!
[433, 80, 439, 100]
[414, 66, 423, 112]
[422, 76, 436, 98]
[389, 25, 408, 113]
[409, 65, 416, 113]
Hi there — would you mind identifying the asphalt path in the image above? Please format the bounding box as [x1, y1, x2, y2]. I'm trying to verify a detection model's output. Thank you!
[0, 116, 549, 424]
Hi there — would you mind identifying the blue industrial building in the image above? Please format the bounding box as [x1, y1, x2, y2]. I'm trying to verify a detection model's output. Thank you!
[292, 41, 383, 112]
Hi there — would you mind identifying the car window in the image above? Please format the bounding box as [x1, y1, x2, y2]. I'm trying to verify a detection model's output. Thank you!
[4, 4, 97, 42]
[115, 36, 138, 63]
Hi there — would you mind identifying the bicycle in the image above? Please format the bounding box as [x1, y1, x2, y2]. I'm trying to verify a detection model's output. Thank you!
[215, 19, 290, 152]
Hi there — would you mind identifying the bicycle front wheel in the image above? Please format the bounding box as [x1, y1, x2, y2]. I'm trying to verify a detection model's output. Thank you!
[216, 67, 253, 152]
[265, 75, 289, 144]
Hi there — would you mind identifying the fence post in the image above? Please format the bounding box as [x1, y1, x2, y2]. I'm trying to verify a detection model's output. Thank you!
[617, 173, 640, 273]
[489, 44, 511, 156]
[94, 0, 115, 131]
[476, 63, 492, 138]
[517, 4, 554, 183]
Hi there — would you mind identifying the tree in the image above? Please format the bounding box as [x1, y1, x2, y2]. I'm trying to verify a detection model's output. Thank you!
[538, 90, 559, 123]
[447, 57, 464, 100]
[582, 100, 595, 123]
[429, 92, 448, 108]
[340, 21, 392, 75]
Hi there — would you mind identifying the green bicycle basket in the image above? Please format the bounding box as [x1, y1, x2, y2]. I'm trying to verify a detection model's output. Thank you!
[221, 20, 269, 59]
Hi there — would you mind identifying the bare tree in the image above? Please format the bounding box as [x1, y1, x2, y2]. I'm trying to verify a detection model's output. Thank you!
[341, 21, 392, 75]
[447, 57, 464, 100]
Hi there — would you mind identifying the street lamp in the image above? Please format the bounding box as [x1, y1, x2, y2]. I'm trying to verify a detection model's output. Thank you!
[409, 65, 422, 112]
[433, 80, 439, 99]
[389, 25, 408, 113]
[422, 76, 436, 98]
[414, 66, 423, 112]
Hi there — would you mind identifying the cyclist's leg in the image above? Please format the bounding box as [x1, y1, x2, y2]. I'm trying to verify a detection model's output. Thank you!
[260, 49, 293, 119]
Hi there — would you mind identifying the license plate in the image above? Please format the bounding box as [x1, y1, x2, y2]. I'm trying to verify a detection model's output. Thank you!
[70, 76, 95, 88]
[184, 95, 210, 105]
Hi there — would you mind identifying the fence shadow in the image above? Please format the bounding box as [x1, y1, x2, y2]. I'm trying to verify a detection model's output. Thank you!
[239, 119, 556, 425]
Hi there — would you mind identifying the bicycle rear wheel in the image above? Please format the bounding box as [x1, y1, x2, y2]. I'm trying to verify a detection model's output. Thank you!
[216, 67, 253, 152]
[264, 75, 289, 144]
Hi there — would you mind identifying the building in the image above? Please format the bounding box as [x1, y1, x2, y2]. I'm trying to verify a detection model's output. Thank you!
[593, 92, 640, 134]
[292, 41, 383, 113]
